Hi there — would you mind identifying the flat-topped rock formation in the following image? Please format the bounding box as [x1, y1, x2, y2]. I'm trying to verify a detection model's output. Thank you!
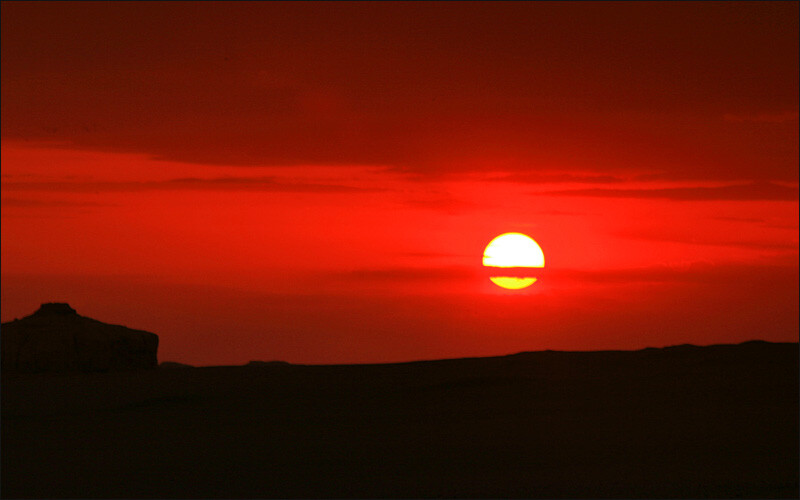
[1, 303, 158, 373]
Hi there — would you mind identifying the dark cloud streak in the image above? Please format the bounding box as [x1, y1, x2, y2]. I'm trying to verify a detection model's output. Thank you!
[541, 182, 799, 201]
[1, 176, 380, 194]
[331, 262, 800, 287]
[2, 2, 797, 181]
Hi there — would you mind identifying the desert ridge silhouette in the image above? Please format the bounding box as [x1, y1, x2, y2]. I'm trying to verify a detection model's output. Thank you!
[1, 303, 158, 373]
[1, 312, 797, 499]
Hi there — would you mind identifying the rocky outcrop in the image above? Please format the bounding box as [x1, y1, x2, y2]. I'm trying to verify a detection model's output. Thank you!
[1, 303, 158, 373]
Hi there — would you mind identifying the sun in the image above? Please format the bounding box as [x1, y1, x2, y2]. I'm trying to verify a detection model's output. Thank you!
[483, 232, 544, 290]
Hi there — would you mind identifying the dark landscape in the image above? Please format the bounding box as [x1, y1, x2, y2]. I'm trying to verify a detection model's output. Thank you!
[2, 307, 797, 498]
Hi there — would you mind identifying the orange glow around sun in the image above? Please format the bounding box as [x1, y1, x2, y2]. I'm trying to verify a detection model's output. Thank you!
[482, 233, 545, 290]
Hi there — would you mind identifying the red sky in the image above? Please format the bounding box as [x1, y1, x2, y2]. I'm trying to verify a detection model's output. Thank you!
[2, 2, 798, 365]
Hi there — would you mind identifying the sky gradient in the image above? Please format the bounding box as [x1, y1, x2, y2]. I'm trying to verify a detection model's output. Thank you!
[2, 2, 798, 365]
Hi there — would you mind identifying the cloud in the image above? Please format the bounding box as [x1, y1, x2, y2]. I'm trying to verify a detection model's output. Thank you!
[615, 229, 799, 252]
[334, 266, 474, 283]
[530, 210, 587, 217]
[541, 182, 799, 201]
[0, 197, 113, 207]
[1, 176, 381, 194]
[396, 251, 465, 259]
[550, 262, 800, 286]
[485, 172, 628, 184]
[2, 3, 798, 182]
[400, 197, 480, 213]
[331, 261, 800, 289]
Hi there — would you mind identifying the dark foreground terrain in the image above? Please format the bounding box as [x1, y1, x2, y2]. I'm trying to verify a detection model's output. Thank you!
[2, 341, 797, 498]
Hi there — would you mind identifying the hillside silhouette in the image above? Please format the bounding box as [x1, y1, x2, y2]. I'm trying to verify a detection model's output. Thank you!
[2, 326, 796, 498]
[1, 303, 158, 373]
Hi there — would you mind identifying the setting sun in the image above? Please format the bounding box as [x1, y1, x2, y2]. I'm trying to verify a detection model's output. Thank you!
[483, 233, 545, 289]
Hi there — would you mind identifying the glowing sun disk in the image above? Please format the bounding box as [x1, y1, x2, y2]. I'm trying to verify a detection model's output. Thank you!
[483, 233, 544, 290]
[490, 277, 538, 289]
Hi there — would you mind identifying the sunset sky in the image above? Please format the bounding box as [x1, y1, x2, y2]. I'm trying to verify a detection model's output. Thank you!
[2, 2, 797, 365]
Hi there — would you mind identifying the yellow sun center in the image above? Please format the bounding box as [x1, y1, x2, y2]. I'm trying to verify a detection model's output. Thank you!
[489, 276, 538, 289]
[483, 233, 544, 290]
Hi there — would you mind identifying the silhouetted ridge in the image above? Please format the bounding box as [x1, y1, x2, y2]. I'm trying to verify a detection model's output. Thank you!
[160, 361, 195, 369]
[32, 302, 77, 317]
[3, 338, 795, 498]
[246, 360, 291, 367]
[1, 303, 158, 373]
